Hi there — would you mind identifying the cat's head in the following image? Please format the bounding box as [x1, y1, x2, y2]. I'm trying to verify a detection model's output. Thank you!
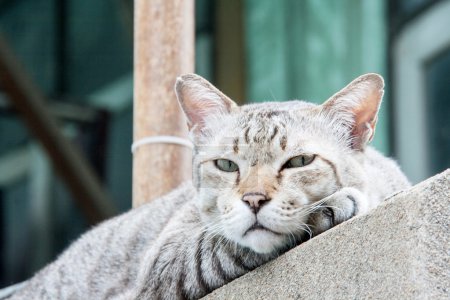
[175, 73, 383, 254]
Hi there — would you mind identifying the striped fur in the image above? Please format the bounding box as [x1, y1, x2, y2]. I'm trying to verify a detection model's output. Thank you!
[10, 74, 410, 299]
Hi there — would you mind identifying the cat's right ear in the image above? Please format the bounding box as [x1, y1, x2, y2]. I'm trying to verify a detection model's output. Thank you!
[175, 74, 237, 133]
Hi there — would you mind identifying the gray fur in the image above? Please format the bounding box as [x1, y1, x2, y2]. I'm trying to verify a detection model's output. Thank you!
[9, 74, 410, 300]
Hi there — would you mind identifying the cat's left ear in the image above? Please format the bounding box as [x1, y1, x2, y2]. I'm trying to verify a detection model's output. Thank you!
[321, 73, 384, 150]
[175, 74, 237, 133]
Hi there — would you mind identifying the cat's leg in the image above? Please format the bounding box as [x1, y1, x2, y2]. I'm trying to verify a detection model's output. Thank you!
[308, 187, 369, 236]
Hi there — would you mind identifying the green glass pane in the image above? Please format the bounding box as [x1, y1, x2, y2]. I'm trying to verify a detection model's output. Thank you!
[244, 0, 389, 154]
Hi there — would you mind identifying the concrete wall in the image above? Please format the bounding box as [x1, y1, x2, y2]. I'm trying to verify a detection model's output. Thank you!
[204, 169, 450, 299]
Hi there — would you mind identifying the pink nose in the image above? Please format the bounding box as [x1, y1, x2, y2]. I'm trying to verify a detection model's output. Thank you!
[242, 193, 270, 213]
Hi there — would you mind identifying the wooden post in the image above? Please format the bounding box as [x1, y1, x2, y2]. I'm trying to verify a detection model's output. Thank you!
[133, 0, 194, 207]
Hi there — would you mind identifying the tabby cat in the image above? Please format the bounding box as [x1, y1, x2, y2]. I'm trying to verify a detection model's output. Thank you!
[8, 73, 410, 300]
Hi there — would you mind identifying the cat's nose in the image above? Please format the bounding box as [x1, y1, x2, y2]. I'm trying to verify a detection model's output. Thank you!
[242, 192, 270, 213]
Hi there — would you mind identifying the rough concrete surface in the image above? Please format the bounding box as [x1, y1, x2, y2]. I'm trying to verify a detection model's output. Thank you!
[204, 169, 450, 300]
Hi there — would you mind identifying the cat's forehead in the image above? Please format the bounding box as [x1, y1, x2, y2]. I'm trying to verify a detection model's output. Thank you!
[201, 100, 324, 163]
[240, 100, 317, 114]
[236, 100, 317, 125]
[237, 100, 318, 127]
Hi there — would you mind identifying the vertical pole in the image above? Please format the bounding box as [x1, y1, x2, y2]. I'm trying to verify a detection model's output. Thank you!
[215, 0, 245, 104]
[133, 0, 194, 207]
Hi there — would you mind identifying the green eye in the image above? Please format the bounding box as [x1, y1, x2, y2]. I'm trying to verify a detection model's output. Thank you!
[215, 159, 239, 172]
[283, 155, 315, 169]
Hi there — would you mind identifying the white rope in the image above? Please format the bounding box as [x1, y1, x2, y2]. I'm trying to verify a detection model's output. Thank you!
[131, 135, 194, 153]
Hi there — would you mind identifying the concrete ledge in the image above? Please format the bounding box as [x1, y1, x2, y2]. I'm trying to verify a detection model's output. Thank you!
[204, 169, 450, 300]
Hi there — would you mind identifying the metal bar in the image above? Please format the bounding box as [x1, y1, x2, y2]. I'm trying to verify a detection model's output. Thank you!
[0, 33, 116, 224]
[133, 0, 194, 207]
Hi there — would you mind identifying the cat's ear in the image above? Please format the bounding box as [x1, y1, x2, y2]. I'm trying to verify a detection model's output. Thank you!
[175, 74, 237, 132]
[321, 73, 384, 150]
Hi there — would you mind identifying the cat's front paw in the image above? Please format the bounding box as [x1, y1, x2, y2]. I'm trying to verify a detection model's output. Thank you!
[308, 187, 368, 236]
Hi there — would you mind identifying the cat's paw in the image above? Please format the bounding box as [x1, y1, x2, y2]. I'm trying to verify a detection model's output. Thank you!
[308, 187, 368, 236]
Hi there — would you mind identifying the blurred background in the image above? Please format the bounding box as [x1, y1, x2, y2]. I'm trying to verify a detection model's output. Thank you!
[0, 0, 449, 288]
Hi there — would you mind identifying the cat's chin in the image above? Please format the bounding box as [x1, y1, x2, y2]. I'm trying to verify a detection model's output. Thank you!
[240, 230, 285, 254]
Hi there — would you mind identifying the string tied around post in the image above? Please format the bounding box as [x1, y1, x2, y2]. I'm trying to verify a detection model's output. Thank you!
[131, 135, 194, 154]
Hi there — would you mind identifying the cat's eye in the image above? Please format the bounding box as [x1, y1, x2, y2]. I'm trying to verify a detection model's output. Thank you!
[282, 155, 315, 169]
[215, 159, 239, 172]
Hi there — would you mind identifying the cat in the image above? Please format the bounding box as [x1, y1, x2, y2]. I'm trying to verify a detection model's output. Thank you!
[7, 73, 410, 300]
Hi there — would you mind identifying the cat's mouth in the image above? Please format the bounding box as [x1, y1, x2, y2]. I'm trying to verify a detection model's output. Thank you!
[244, 221, 281, 236]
